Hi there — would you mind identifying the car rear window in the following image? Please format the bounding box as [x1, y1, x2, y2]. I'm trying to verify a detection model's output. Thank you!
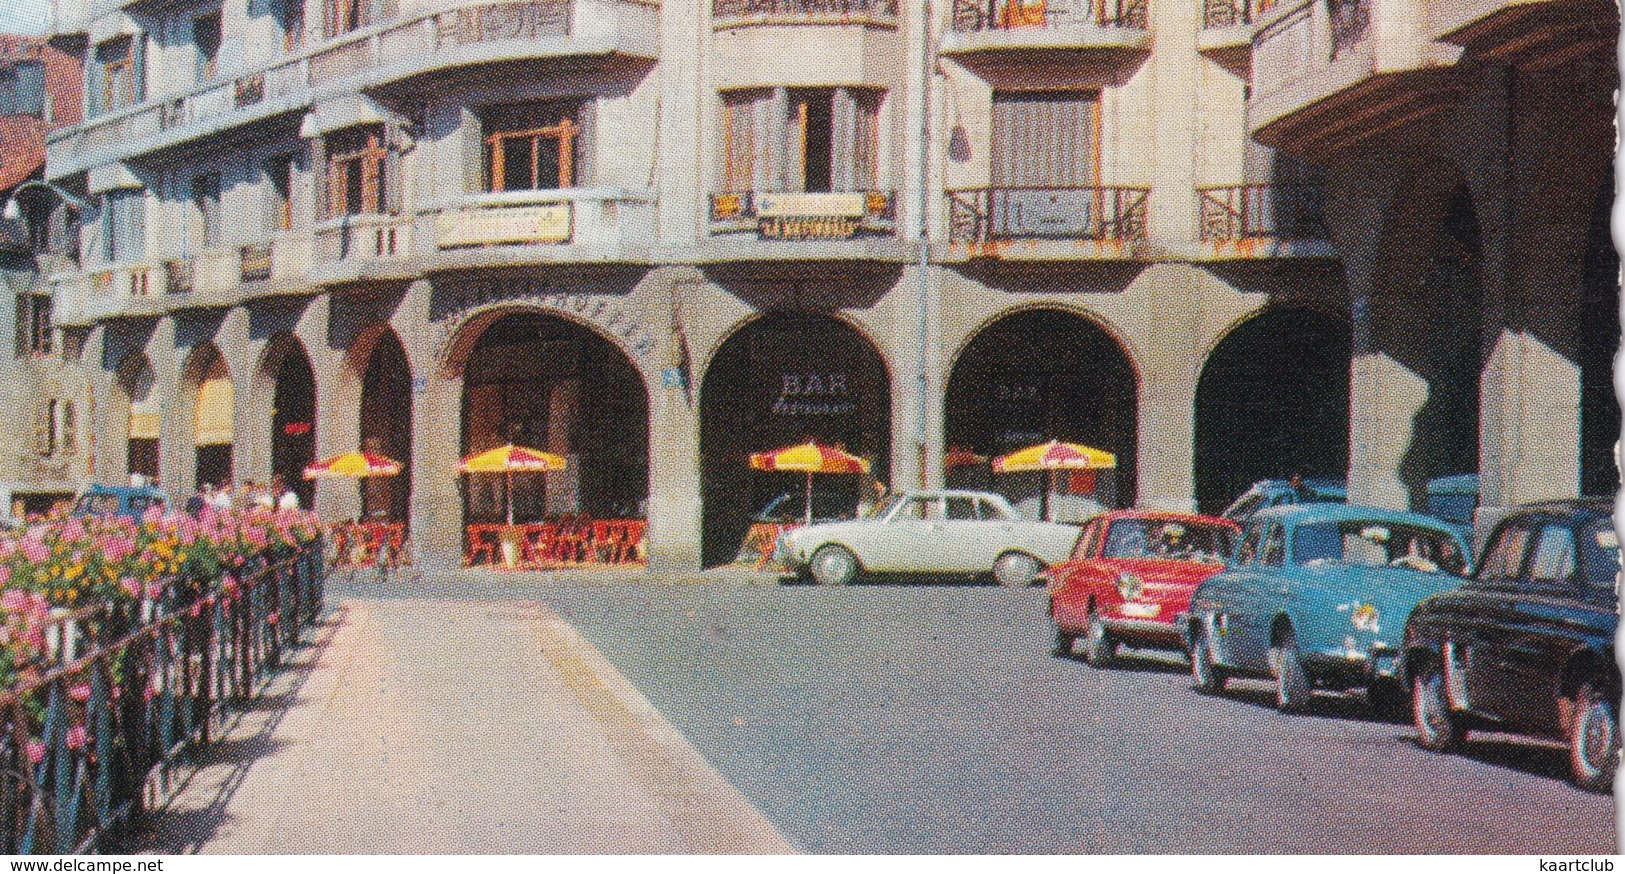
[1101, 519, 1233, 563]
[1579, 517, 1620, 591]
[1293, 521, 1467, 576]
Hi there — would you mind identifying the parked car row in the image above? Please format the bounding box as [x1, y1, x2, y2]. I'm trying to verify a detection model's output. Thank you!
[1049, 499, 1619, 794]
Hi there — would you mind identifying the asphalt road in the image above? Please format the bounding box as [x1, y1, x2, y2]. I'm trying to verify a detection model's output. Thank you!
[340, 573, 1618, 853]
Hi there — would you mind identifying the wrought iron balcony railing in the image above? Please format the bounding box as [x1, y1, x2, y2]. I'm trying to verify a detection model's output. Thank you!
[1198, 184, 1328, 241]
[709, 190, 897, 239]
[946, 186, 1148, 243]
[1202, 0, 1254, 28]
[950, 0, 1147, 32]
[240, 242, 274, 282]
[162, 257, 194, 295]
[713, 0, 896, 20]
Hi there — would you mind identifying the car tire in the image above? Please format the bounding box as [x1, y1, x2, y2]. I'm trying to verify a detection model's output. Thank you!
[1412, 660, 1466, 752]
[1271, 630, 1312, 713]
[1569, 678, 1618, 793]
[809, 545, 859, 587]
[1190, 628, 1228, 695]
[1082, 608, 1116, 668]
[1053, 627, 1077, 658]
[1367, 678, 1410, 721]
[993, 552, 1041, 588]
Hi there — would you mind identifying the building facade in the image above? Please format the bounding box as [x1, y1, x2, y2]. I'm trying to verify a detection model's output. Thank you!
[35, 0, 1616, 569]
[0, 33, 86, 518]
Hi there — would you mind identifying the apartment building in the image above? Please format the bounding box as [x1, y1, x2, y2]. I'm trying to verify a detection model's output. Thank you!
[35, 0, 1614, 568]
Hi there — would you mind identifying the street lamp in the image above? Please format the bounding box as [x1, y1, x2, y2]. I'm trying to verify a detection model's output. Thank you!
[1, 180, 88, 222]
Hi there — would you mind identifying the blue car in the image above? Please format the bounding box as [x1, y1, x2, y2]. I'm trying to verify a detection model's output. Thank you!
[1184, 504, 1472, 714]
[71, 485, 171, 521]
[1220, 478, 1348, 526]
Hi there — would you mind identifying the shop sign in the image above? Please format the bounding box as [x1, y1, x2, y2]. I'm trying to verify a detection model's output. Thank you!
[284, 422, 313, 436]
[435, 277, 658, 359]
[437, 204, 573, 249]
[772, 371, 854, 416]
[756, 193, 867, 241]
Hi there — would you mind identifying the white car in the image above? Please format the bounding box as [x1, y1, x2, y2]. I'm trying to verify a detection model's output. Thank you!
[774, 490, 1083, 587]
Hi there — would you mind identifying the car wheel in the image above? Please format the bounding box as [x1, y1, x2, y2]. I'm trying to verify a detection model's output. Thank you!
[1271, 629, 1312, 713]
[993, 552, 1041, 588]
[1082, 608, 1116, 668]
[1052, 626, 1077, 658]
[1367, 678, 1410, 721]
[1190, 627, 1228, 694]
[1412, 660, 1466, 752]
[809, 545, 859, 587]
[1569, 679, 1618, 793]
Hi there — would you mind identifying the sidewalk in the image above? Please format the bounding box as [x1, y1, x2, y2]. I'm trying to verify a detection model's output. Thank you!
[133, 598, 796, 854]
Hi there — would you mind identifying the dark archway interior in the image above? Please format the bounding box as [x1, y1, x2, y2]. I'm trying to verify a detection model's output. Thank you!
[700, 314, 892, 568]
[1195, 308, 1351, 515]
[944, 309, 1137, 516]
[1581, 182, 1620, 496]
[192, 348, 234, 491]
[360, 331, 413, 524]
[460, 313, 649, 526]
[271, 345, 317, 509]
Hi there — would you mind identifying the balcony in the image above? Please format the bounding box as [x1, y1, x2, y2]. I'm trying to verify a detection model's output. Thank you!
[310, 0, 660, 98]
[944, 185, 1147, 259]
[310, 215, 416, 285]
[693, 190, 905, 262]
[1248, 0, 1465, 156]
[1196, 184, 1335, 258]
[713, 0, 896, 27]
[1199, 0, 1259, 77]
[939, 0, 1149, 83]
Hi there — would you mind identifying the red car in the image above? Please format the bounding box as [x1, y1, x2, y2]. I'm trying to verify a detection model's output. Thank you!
[1046, 510, 1239, 666]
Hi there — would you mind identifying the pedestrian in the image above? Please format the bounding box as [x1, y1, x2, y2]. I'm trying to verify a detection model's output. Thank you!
[186, 483, 213, 517]
[211, 481, 234, 512]
[272, 474, 300, 511]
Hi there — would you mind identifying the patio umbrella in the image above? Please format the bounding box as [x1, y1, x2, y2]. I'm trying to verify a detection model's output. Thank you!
[943, 446, 989, 469]
[458, 444, 567, 526]
[302, 450, 403, 480]
[749, 442, 870, 525]
[992, 440, 1116, 522]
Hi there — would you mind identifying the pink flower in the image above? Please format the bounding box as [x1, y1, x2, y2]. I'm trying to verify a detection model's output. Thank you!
[144, 581, 165, 600]
[64, 726, 87, 750]
[142, 505, 163, 524]
[1, 589, 27, 613]
[59, 519, 86, 543]
[19, 538, 48, 564]
[266, 611, 279, 626]
[25, 741, 44, 764]
[68, 683, 91, 703]
[120, 577, 142, 599]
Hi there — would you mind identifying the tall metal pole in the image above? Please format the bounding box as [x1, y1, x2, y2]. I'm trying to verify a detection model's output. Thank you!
[915, 0, 933, 489]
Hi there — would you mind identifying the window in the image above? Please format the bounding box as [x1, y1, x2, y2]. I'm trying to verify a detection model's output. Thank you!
[324, 0, 370, 38]
[101, 188, 146, 263]
[1579, 517, 1620, 591]
[194, 13, 222, 82]
[92, 36, 142, 116]
[483, 101, 581, 192]
[946, 496, 978, 520]
[279, 0, 306, 51]
[719, 87, 882, 193]
[59, 402, 76, 455]
[0, 60, 45, 117]
[1236, 522, 1264, 565]
[193, 172, 222, 247]
[1291, 521, 1468, 576]
[14, 292, 51, 356]
[991, 90, 1099, 188]
[268, 155, 297, 230]
[36, 400, 57, 457]
[1477, 523, 1535, 583]
[325, 126, 388, 217]
[1260, 523, 1286, 567]
[1529, 524, 1578, 585]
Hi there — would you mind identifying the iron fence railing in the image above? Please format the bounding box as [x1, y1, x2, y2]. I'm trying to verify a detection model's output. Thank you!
[1202, 0, 1254, 27]
[240, 243, 274, 282]
[950, 0, 1147, 32]
[713, 0, 896, 20]
[162, 258, 194, 295]
[946, 186, 1148, 243]
[1198, 184, 1328, 240]
[0, 543, 325, 854]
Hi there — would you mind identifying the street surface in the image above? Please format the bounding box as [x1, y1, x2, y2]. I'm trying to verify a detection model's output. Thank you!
[141, 570, 1616, 854]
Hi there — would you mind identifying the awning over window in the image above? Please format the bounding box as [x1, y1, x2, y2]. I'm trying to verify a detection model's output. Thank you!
[195, 367, 234, 446]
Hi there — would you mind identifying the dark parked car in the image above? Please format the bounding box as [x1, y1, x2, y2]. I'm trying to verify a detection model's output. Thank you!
[1402, 498, 1619, 792]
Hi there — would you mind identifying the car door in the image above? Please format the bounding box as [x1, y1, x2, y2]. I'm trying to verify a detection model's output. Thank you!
[1452, 520, 1538, 718]
[869, 494, 948, 573]
[1053, 518, 1103, 628]
[939, 495, 994, 572]
[1488, 520, 1587, 731]
[1212, 520, 1282, 672]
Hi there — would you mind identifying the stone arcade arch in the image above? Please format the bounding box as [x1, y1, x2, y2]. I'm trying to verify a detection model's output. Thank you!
[184, 344, 234, 491]
[262, 336, 317, 509]
[1194, 308, 1351, 514]
[699, 313, 892, 568]
[359, 328, 414, 523]
[943, 307, 1137, 519]
[116, 353, 160, 484]
[457, 311, 650, 532]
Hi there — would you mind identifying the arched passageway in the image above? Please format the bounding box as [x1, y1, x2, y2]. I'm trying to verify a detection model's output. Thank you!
[699, 314, 892, 568]
[944, 308, 1137, 519]
[268, 340, 317, 509]
[459, 312, 649, 527]
[187, 345, 234, 491]
[360, 329, 413, 523]
[118, 354, 160, 483]
[1580, 183, 1620, 496]
[1194, 308, 1351, 514]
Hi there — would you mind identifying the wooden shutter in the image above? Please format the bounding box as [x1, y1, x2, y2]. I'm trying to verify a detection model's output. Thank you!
[832, 88, 856, 192]
[990, 90, 1098, 187]
[60, 402, 76, 455]
[783, 91, 807, 192]
[34, 404, 51, 456]
[132, 34, 147, 103]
